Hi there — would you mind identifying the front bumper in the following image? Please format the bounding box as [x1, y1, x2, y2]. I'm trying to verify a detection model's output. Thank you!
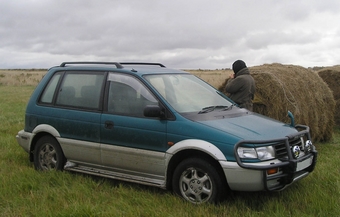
[231, 124, 317, 191]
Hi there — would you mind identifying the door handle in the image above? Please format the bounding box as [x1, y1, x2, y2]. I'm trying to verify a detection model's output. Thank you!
[104, 121, 114, 129]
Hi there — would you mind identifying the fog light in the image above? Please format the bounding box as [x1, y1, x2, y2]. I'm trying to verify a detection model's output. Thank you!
[292, 145, 300, 158]
[305, 140, 312, 153]
[267, 168, 278, 175]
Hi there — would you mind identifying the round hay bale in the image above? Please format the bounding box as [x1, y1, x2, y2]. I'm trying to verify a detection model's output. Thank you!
[317, 68, 340, 127]
[218, 63, 335, 142]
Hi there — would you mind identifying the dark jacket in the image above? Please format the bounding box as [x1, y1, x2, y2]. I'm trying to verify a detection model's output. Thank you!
[225, 68, 255, 110]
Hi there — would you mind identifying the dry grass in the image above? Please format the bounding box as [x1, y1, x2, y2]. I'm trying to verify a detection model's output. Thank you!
[0, 68, 233, 88]
[186, 69, 233, 89]
[0, 69, 46, 86]
[0, 69, 232, 88]
[317, 67, 340, 127]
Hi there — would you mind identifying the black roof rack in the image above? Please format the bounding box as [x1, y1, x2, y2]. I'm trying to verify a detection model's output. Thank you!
[60, 62, 124, 68]
[59, 62, 166, 68]
[119, 62, 166, 68]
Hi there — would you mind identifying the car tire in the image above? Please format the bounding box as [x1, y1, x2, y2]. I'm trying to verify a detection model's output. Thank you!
[172, 157, 224, 204]
[34, 136, 65, 171]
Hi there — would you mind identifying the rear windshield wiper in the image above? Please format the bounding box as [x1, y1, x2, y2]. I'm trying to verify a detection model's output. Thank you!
[198, 105, 230, 114]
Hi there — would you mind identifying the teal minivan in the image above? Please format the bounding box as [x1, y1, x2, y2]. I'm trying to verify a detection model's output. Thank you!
[16, 62, 317, 204]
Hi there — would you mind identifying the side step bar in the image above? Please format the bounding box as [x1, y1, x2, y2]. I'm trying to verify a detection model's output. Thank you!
[64, 161, 166, 189]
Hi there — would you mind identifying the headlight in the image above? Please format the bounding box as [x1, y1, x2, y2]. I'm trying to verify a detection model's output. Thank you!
[237, 146, 275, 160]
[256, 146, 275, 160]
[237, 147, 257, 159]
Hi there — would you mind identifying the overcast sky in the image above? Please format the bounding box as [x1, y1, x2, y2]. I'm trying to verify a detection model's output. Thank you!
[1, 0, 340, 69]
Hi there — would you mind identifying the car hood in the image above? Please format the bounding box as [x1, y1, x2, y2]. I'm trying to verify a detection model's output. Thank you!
[198, 112, 297, 141]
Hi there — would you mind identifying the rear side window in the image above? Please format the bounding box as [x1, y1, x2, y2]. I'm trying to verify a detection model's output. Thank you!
[55, 72, 105, 110]
[39, 71, 106, 110]
[40, 73, 61, 103]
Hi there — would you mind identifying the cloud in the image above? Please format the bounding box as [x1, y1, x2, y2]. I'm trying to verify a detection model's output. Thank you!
[0, 0, 340, 69]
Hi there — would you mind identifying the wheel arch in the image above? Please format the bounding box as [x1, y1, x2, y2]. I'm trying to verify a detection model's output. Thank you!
[28, 124, 61, 162]
[165, 139, 228, 191]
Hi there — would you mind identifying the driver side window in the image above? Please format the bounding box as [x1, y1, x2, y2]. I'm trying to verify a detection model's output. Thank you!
[107, 73, 158, 117]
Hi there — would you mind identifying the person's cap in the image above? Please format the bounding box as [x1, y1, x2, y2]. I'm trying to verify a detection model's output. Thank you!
[232, 60, 247, 73]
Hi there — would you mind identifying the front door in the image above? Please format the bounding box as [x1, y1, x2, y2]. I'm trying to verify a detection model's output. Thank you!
[100, 73, 167, 178]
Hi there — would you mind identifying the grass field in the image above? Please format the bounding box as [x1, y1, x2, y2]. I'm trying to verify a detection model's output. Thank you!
[0, 71, 339, 216]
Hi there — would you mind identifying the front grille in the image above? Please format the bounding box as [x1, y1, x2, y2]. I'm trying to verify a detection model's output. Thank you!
[274, 137, 303, 159]
[274, 143, 287, 158]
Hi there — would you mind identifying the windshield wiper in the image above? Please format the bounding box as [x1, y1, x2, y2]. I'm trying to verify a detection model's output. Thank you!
[222, 104, 234, 111]
[198, 105, 230, 114]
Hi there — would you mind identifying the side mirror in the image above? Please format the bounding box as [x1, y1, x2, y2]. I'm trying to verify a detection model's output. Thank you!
[144, 105, 164, 118]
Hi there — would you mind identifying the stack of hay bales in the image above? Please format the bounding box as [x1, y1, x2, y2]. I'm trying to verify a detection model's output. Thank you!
[218, 63, 335, 142]
[317, 67, 340, 127]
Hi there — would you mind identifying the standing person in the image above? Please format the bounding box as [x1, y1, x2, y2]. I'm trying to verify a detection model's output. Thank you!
[225, 60, 255, 111]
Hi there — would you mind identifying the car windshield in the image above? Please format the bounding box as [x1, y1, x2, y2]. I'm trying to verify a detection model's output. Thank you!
[144, 74, 233, 113]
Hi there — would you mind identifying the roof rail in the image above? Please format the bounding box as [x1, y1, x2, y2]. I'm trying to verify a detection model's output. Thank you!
[60, 62, 124, 68]
[119, 62, 166, 68]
